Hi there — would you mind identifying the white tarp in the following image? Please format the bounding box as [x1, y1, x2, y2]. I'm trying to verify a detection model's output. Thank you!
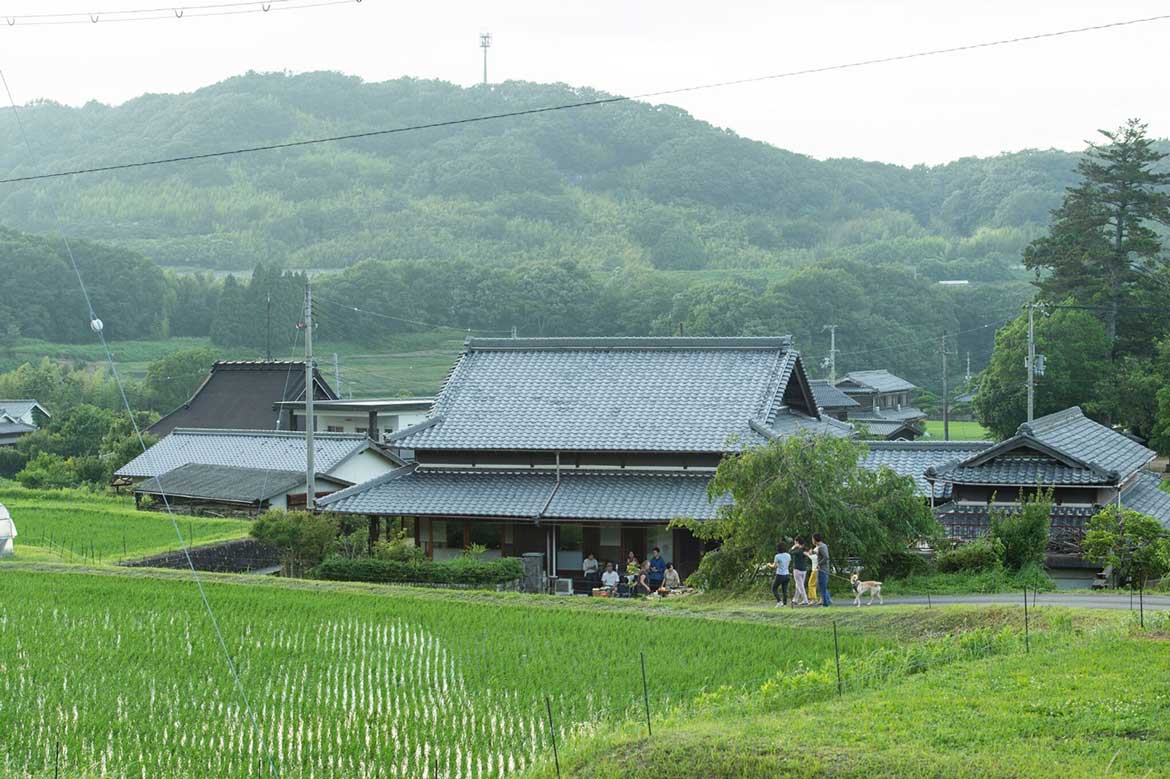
[0, 502, 15, 557]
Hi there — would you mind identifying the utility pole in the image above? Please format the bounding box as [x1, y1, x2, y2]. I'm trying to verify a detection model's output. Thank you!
[480, 32, 492, 85]
[265, 292, 272, 361]
[332, 352, 341, 394]
[1026, 303, 1036, 423]
[822, 324, 839, 383]
[941, 332, 949, 441]
[304, 282, 316, 511]
[965, 352, 971, 384]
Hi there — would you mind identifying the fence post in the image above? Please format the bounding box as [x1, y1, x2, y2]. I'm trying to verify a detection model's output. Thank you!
[1139, 579, 1144, 630]
[926, 592, 931, 609]
[545, 696, 561, 779]
[1023, 588, 1030, 653]
[833, 621, 842, 696]
[640, 651, 652, 736]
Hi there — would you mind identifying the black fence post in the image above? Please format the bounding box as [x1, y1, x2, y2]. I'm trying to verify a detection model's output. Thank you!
[1023, 588, 1030, 654]
[545, 696, 561, 779]
[926, 592, 931, 609]
[640, 651, 652, 736]
[1139, 579, 1145, 630]
[833, 621, 842, 696]
[54, 738, 60, 779]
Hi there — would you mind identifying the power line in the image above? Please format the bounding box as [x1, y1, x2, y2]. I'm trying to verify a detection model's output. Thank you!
[0, 65, 283, 779]
[2, 12, 1168, 183]
[834, 316, 1015, 359]
[0, 0, 361, 26]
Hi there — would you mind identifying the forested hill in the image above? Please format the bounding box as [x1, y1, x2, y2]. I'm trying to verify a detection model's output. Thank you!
[0, 70, 1113, 276]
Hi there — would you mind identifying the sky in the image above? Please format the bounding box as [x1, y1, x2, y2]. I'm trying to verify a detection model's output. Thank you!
[0, 0, 1167, 165]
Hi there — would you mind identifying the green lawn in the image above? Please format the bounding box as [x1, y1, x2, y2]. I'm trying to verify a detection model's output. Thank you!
[526, 619, 1169, 779]
[0, 566, 894, 779]
[923, 419, 991, 440]
[0, 485, 249, 562]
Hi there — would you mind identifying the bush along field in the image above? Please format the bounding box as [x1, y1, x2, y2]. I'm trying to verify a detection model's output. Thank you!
[0, 567, 895, 779]
[0, 484, 250, 563]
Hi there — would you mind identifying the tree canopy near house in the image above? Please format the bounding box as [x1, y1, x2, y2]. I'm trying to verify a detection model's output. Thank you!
[675, 435, 934, 589]
[977, 120, 1170, 445]
[974, 307, 1112, 440]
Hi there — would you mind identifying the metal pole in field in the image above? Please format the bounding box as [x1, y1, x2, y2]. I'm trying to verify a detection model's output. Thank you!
[833, 621, 842, 696]
[54, 738, 59, 779]
[304, 281, 316, 510]
[1023, 588, 1030, 653]
[927, 592, 931, 608]
[545, 696, 561, 778]
[640, 651, 652, 736]
[1139, 579, 1144, 629]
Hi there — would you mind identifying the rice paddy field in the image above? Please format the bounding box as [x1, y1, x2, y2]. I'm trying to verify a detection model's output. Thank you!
[0, 486, 248, 563]
[0, 567, 893, 779]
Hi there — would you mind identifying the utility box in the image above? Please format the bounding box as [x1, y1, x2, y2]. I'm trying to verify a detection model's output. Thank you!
[0, 502, 15, 558]
[520, 552, 545, 594]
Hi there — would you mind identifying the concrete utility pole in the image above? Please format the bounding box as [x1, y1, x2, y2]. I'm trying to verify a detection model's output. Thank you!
[304, 282, 316, 510]
[822, 324, 839, 382]
[332, 352, 341, 394]
[965, 352, 971, 384]
[480, 32, 492, 85]
[1026, 303, 1036, 423]
[941, 332, 949, 441]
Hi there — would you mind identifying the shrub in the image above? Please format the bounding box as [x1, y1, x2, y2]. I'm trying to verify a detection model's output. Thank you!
[372, 529, 426, 563]
[16, 452, 77, 489]
[991, 489, 1051, 571]
[250, 510, 341, 577]
[937, 535, 1004, 573]
[311, 556, 524, 587]
[72, 455, 112, 486]
[0, 448, 26, 478]
[876, 547, 935, 579]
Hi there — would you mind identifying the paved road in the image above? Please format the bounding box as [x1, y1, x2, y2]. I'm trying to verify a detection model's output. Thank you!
[885, 593, 1170, 611]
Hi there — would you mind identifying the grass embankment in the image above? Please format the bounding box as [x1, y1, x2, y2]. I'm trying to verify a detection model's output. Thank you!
[922, 419, 991, 440]
[0, 484, 249, 562]
[0, 566, 894, 778]
[2, 331, 463, 396]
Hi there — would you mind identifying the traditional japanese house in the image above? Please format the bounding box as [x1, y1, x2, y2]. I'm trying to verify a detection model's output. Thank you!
[320, 336, 850, 578]
[834, 370, 926, 439]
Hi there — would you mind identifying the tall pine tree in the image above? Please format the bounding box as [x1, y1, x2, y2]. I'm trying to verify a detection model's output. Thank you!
[1024, 118, 1170, 354]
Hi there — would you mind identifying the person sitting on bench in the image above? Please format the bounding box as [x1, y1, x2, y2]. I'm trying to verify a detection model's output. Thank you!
[600, 562, 620, 589]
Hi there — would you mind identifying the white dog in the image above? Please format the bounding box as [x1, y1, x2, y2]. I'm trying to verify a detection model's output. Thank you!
[850, 573, 883, 606]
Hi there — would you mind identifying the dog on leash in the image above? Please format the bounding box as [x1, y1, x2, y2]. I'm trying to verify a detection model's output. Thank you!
[850, 573, 883, 606]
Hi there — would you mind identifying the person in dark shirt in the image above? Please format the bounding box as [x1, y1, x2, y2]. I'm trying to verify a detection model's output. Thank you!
[647, 546, 667, 590]
[636, 561, 654, 595]
[813, 532, 832, 607]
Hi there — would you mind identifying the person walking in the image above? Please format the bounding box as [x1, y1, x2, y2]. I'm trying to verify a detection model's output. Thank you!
[813, 532, 832, 607]
[770, 542, 791, 607]
[790, 537, 810, 606]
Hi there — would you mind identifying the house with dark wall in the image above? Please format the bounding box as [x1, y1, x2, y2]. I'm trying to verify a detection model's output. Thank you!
[0, 400, 49, 447]
[808, 380, 859, 422]
[925, 407, 1170, 586]
[834, 370, 926, 439]
[320, 337, 851, 579]
[147, 361, 337, 438]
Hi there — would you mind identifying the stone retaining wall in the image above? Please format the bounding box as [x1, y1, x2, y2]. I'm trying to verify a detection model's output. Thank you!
[122, 538, 280, 573]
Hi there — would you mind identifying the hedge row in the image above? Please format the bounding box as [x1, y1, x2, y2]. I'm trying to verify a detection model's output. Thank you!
[311, 556, 525, 586]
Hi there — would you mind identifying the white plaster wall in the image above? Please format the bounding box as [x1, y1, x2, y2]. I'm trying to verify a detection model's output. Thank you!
[329, 449, 396, 485]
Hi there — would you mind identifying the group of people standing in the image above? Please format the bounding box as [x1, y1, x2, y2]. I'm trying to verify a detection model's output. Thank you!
[583, 547, 681, 596]
[769, 533, 832, 607]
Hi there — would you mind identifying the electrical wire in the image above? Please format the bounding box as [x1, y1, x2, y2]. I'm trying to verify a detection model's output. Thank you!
[313, 294, 513, 334]
[0, 0, 361, 26]
[2, 12, 1168, 183]
[0, 66, 283, 779]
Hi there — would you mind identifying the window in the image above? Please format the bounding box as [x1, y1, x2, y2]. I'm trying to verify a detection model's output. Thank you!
[558, 525, 583, 571]
[469, 522, 503, 560]
[431, 520, 466, 561]
[355, 427, 368, 434]
[326, 425, 344, 433]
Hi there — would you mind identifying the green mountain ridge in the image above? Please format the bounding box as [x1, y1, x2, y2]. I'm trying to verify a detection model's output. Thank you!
[0, 70, 1118, 275]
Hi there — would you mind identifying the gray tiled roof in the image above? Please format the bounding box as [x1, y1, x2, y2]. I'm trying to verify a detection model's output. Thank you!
[0, 400, 48, 421]
[853, 406, 927, 423]
[855, 420, 919, 439]
[862, 440, 992, 499]
[837, 371, 917, 394]
[134, 463, 346, 504]
[319, 465, 727, 522]
[116, 429, 376, 479]
[808, 380, 860, 409]
[929, 456, 1115, 486]
[1121, 472, 1170, 528]
[390, 337, 819, 453]
[1019, 407, 1153, 477]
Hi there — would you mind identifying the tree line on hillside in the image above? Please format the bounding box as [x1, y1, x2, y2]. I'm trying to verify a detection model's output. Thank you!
[0, 71, 1130, 276]
[976, 120, 1170, 448]
[0, 224, 1025, 391]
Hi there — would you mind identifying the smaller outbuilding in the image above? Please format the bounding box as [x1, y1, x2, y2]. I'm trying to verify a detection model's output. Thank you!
[133, 464, 349, 516]
[0, 502, 16, 557]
